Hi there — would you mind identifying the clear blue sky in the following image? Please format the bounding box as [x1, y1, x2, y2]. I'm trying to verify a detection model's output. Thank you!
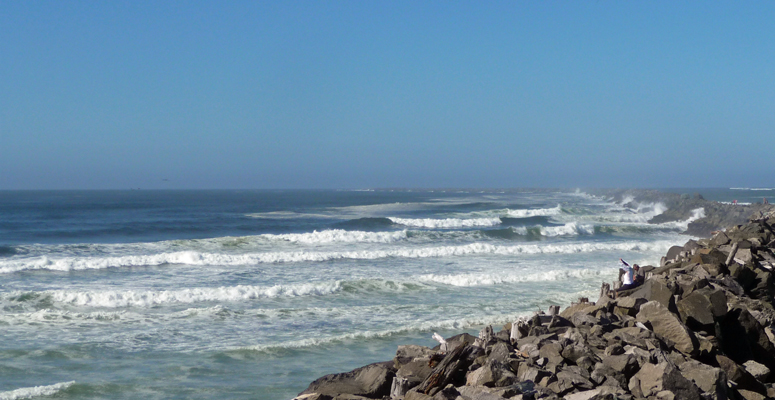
[2, 2, 773, 189]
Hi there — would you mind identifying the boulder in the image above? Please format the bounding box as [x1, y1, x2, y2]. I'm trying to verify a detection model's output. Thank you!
[676, 288, 727, 330]
[677, 360, 728, 400]
[743, 360, 770, 381]
[292, 394, 333, 400]
[715, 355, 767, 395]
[488, 342, 512, 364]
[601, 354, 639, 377]
[397, 345, 437, 360]
[397, 360, 433, 382]
[627, 277, 677, 311]
[465, 359, 518, 387]
[636, 301, 698, 355]
[300, 361, 396, 398]
[633, 362, 701, 400]
[666, 245, 685, 262]
[454, 385, 508, 400]
[736, 389, 768, 400]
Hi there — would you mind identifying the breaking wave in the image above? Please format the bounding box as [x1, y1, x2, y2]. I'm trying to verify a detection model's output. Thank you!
[0, 381, 75, 400]
[388, 217, 502, 229]
[0, 240, 678, 273]
[504, 205, 563, 218]
[418, 268, 612, 287]
[4, 279, 430, 308]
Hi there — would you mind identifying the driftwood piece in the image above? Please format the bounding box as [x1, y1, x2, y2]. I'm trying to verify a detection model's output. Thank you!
[474, 325, 493, 348]
[725, 242, 740, 266]
[600, 282, 612, 299]
[390, 376, 410, 399]
[511, 318, 529, 343]
[415, 342, 468, 395]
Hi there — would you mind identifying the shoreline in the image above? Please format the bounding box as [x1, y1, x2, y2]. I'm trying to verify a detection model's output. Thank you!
[295, 194, 775, 400]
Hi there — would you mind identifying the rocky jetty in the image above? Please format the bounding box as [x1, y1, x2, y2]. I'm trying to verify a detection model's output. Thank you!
[588, 189, 774, 237]
[295, 208, 775, 400]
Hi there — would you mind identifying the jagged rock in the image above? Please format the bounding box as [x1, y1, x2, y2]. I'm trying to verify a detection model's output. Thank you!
[710, 232, 731, 247]
[633, 362, 701, 400]
[397, 345, 437, 360]
[743, 360, 771, 381]
[292, 394, 333, 400]
[331, 395, 373, 400]
[397, 360, 433, 382]
[716, 355, 767, 395]
[547, 369, 594, 395]
[562, 388, 603, 400]
[601, 354, 638, 377]
[612, 297, 647, 318]
[737, 389, 768, 400]
[719, 307, 775, 371]
[676, 288, 727, 330]
[430, 385, 460, 400]
[627, 277, 677, 311]
[666, 246, 684, 262]
[539, 342, 564, 366]
[516, 363, 551, 383]
[300, 361, 396, 398]
[561, 341, 597, 365]
[465, 359, 518, 387]
[677, 360, 728, 400]
[603, 343, 624, 356]
[434, 333, 476, 351]
[403, 390, 434, 400]
[636, 301, 698, 355]
[569, 312, 600, 327]
[455, 385, 508, 400]
[488, 342, 513, 364]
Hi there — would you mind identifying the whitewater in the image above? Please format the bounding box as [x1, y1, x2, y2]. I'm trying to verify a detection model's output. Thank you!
[0, 189, 708, 399]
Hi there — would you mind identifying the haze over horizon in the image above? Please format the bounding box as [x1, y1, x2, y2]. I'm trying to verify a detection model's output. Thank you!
[2, 2, 773, 190]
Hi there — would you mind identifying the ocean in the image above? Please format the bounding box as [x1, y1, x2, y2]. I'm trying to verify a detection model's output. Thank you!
[1, 188, 772, 399]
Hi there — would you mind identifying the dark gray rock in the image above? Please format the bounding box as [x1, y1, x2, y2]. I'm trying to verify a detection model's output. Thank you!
[465, 359, 518, 387]
[602, 354, 639, 377]
[716, 354, 767, 395]
[636, 301, 698, 355]
[678, 360, 728, 400]
[300, 361, 396, 398]
[633, 362, 701, 400]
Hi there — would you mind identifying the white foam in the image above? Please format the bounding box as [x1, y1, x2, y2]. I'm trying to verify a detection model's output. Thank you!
[504, 205, 562, 218]
[539, 222, 595, 236]
[388, 217, 501, 229]
[0, 381, 75, 400]
[418, 268, 611, 287]
[261, 229, 407, 244]
[0, 240, 678, 272]
[233, 313, 517, 353]
[657, 207, 705, 231]
[42, 282, 343, 307]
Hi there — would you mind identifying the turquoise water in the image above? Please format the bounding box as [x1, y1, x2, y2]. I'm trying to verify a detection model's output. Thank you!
[0, 188, 750, 399]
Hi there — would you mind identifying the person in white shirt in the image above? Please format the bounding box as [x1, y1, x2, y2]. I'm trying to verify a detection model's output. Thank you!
[616, 258, 641, 294]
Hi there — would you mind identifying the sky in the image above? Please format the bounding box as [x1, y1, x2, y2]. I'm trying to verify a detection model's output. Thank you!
[1, 1, 773, 189]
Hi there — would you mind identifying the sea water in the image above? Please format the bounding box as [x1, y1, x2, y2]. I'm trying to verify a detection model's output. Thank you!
[0, 188, 769, 399]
